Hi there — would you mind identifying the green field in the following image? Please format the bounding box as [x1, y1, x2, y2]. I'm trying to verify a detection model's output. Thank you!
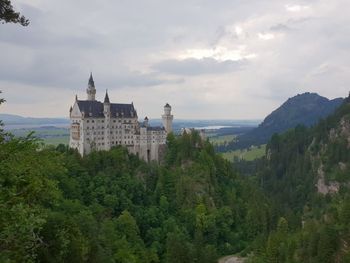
[10, 128, 69, 146]
[221, 144, 266, 161]
[208, 134, 236, 146]
[42, 135, 69, 145]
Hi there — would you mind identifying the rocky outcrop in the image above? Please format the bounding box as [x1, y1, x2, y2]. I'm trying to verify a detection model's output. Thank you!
[316, 165, 340, 195]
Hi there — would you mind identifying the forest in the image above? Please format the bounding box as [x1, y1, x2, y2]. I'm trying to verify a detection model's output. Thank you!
[1, 97, 350, 263]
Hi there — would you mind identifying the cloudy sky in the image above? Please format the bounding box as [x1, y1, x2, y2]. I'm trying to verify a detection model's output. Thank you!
[0, 0, 349, 119]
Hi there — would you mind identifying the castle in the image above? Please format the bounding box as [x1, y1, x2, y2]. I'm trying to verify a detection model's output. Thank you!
[69, 74, 173, 162]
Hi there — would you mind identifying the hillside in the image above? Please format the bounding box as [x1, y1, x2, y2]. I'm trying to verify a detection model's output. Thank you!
[0, 113, 68, 125]
[248, 96, 350, 262]
[218, 92, 343, 151]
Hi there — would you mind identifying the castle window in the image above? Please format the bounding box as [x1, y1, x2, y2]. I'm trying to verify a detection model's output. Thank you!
[92, 120, 95, 123]
[87, 120, 89, 123]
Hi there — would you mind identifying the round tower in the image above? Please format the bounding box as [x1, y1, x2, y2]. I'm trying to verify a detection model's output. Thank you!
[86, 73, 96, 101]
[162, 103, 173, 134]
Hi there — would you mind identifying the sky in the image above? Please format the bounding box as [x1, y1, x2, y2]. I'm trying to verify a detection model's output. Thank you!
[0, 0, 349, 119]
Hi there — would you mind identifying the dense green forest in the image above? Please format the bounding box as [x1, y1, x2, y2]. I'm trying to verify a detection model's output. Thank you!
[2, 96, 350, 262]
[247, 97, 350, 262]
[0, 118, 271, 262]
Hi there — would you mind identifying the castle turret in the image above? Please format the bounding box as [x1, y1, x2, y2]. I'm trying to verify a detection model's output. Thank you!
[162, 103, 173, 134]
[144, 116, 149, 127]
[103, 89, 110, 113]
[86, 73, 96, 101]
[104, 90, 111, 151]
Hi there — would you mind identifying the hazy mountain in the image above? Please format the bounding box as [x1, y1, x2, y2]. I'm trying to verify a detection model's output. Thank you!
[0, 114, 69, 125]
[218, 92, 344, 151]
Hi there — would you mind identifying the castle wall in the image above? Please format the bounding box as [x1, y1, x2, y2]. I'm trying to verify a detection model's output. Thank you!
[69, 83, 171, 162]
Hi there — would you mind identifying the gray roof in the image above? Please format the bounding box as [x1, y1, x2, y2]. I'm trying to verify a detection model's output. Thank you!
[77, 100, 137, 118]
[147, 126, 165, 131]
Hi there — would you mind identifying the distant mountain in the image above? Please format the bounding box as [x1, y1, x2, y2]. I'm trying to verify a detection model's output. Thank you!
[0, 114, 69, 125]
[218, 92, 344, 151]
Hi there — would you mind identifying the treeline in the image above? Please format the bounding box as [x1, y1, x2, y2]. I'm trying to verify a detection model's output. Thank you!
[0, 126, 272, 262]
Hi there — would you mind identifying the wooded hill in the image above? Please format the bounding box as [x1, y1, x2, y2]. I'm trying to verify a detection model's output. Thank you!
[217, 93, 343, 152]
[248, 95, 350, 262]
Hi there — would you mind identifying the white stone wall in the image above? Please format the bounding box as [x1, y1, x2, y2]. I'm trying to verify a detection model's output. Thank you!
[69, 101, 168, 162]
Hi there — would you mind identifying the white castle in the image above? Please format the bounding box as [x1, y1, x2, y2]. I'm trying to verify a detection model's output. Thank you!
[69, 74, 173, 162]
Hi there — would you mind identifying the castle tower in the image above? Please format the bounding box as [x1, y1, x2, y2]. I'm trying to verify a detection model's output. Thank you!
[86, 73, 96, 101]
[162, 103, 173, 134]
[103, 90, 111, 151]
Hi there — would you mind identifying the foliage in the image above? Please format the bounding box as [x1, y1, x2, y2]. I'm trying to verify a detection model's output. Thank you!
[0, 124, 271, 262]
[0, 0, 29, 26]
[248, 98, 350, 262]
[2, 94, 350, 262]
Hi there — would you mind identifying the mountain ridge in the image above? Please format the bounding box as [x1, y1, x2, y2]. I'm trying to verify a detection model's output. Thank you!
[218, 92, 344, 151]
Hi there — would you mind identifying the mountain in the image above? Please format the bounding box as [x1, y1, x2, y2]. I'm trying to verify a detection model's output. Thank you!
[248, 95, 350, 262]
[0, 113, 68, 125]
[218, 92, 343, 151]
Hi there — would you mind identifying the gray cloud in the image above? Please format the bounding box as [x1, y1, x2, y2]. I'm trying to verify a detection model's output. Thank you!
[0, 0, 349, 118]
[153, 58, 247, 75]
[270, 24, 291, 31]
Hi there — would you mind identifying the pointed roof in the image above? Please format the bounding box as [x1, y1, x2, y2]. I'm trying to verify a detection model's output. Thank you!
[76, 100, 136, 118]
[104, 90, 110, 103]
[165, 103, 171, 108]
[88, 72, 95, 88]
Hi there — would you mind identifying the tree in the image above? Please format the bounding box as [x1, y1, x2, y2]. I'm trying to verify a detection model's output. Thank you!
[0, 91, 5, 139]
[0, 0, 29, 26]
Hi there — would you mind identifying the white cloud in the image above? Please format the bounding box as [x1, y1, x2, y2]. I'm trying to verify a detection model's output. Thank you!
[258, 33, 275, 40]
[177, 46, 256, 62]
[285, 4, 310, 12]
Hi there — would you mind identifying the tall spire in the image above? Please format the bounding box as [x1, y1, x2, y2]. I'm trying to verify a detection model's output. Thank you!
[87, 72, 96, 101]
[104, 89, 110, 103]
[88, 72, 95, 87]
